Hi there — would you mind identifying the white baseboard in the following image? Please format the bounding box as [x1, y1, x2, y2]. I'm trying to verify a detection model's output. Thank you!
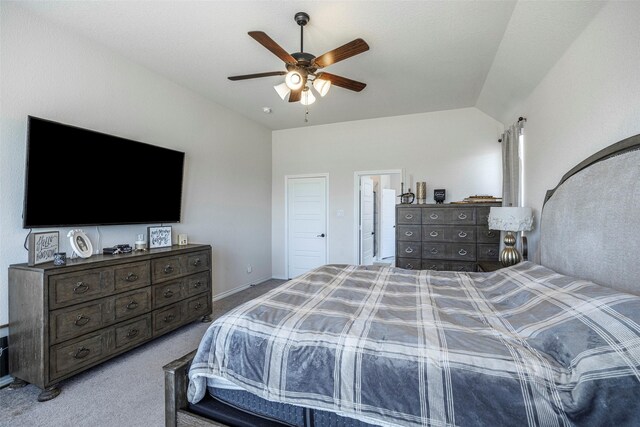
[212, 275, 272, 302]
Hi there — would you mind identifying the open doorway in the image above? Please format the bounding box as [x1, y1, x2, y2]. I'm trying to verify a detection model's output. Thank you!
[354, 170, 402, 266]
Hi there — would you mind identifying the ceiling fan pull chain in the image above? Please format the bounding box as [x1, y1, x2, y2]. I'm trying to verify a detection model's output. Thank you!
[304, 106, 309, 123]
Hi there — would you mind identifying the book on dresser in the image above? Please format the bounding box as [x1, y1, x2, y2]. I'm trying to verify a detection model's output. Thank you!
[8, 243, 212, 401]
[396, 204, 500, 271]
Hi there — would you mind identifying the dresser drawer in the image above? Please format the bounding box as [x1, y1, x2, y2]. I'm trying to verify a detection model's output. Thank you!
[422, 208, 447, 224]
[422, 260, 447, 271]
[447, 208, 476, 225]
[50, 331, 108, 380]
[422, 243, 448, 259]
[186, 251, 210, 274]
[183, 293, 211, 323]
[397, 241, 421, 259]
[185, 272, 210, 297]
[422, 226, 446, 241]
[114, 315, 152, 351]
[477, 227, 500, 243]
[396, 258, 421, 270]
[50, 300, 107, 345]
[153, 303, 183, 335]
[49, 269, 114, 309]
[476, 207, 492, 225]
[449, 244, 476, 261]
[114, 288, 152, 321]
[449, 262, 476, 272]
[423, 226, 475, 242]
[114, 261, 150, 292]
[151, 255, 185, 282]
[152, 280, 184, 309]
[477, 244, 500, 261]
[397, 208, 422, 225]
[396, 225, 421, 241]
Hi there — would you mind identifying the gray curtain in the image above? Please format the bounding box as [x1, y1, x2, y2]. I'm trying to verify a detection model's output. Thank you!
[501, 121, 523, 207]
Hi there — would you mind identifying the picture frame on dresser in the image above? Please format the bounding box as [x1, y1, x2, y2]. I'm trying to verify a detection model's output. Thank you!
[27, 231, 59, 266]
[148, 225, 172, 248]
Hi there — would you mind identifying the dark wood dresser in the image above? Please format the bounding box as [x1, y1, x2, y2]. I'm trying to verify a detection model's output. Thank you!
[8, 244, 212, 401]
[396, 204, 500, 271]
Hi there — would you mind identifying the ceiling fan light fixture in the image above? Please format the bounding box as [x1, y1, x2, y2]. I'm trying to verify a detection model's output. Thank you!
[274, 82, 291, 100]
[313, 78, 331, 97]
[300, 87, 316, 106]
[285, 70, 304, 90]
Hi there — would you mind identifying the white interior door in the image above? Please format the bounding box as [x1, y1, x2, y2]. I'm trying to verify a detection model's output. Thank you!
[360, 177, 374, 265]
[380, 188, 396, 259]
[287, 176, 327, 278]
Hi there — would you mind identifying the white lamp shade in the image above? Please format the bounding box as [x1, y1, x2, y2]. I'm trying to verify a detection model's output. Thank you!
[285, 70, 304, 90]
[488, 207, 534, 232]
[300, 88, 316, 106]
[313, 78, 331, 97]
[274, 82, 291, 100]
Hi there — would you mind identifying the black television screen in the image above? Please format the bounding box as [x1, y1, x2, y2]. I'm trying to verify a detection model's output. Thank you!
[23, 116, 185, 228]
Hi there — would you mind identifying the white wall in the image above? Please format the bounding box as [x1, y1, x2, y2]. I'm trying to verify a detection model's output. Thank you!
[272, 107, 503, 278]
[507, 1, 640, 261]
[0, 4, 273, 328]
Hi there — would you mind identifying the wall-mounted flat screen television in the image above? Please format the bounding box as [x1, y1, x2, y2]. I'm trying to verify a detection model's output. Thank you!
[23, 116, 185, 228]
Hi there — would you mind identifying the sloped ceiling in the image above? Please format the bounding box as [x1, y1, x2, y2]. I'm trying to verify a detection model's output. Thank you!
[14, 1, 606, 129]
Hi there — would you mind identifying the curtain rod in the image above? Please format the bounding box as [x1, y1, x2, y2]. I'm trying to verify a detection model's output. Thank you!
[498, 117, 527, 142]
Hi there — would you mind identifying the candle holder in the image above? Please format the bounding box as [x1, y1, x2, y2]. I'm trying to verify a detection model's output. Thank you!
[416, 182, 427, 204]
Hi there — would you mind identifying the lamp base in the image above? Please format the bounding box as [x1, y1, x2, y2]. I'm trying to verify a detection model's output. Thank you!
[499, 231, 522, 267]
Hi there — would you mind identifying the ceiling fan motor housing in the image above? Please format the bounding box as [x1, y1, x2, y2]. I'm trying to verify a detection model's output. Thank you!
[294, 12, 310, 26]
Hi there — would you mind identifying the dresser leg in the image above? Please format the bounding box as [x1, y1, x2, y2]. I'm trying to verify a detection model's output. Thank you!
[201, 314, 212, 323]
[8, 378, 28, 389]
[38, 385, 61, 402]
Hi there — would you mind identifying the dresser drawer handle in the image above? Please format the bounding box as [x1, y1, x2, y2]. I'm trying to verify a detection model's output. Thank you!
[192, 258, 202, 267]
[458, 213, 467, 220]
[74, 314, 90, 326]
[164, 265, 174, 274]
[404, 231, 414, 237]
[163, 290, 174, 298]
[193, 281, 203, 289]
[126, 329, 139, 339]
[405, 264, 414, 270]
[73, 282, 89, 294]
[457, 266, 466, 271]
[405, 214, 413, 220]
[163, 314, 175, 323]
[487, 231, 496, 237]
[428, 265, 438, 270]
[458, 231, 468, 238]
[487, 249, 497, 256]
[74, 347, 91, 359]
[429, 231, 438, 237]
[194, 302, 203, 310]
[405, 247, 414, 254]
[458, 249, 468, 256]
[430, 248, 439, 254]
[126, 300, 139, 310]
[125, 273, 139, 282]
[430, 213, 439, 220]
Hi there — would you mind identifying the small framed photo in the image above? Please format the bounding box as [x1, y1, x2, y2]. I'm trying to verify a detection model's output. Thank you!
[68, 229, 93, 258]
[148, 226, 172, 248]
[28, 231, 59, 266]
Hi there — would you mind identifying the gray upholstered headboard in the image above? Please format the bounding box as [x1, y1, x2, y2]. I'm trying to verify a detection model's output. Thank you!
[540, 133, 640, 295]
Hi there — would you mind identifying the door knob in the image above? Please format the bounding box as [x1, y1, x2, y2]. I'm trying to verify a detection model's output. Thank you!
[317, 233, 325, 237]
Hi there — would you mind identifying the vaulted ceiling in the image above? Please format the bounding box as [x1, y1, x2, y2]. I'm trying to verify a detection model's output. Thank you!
[16, 1, 605, 129]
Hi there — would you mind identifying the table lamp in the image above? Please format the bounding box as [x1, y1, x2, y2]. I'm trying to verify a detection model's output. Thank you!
[488, 207, 534, 267]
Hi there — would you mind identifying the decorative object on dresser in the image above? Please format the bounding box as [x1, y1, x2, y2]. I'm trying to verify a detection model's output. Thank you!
[28, 231, 59, 266]
[433, 189, 446, 204]
[8, 243, 212, 402]
[416, 182, 427, 204]
[178, 234, 188, 246]
[398, 182, 415, 204]
[67, 229, 93, 258]
[488, 206, 534, 267]
[148, 226, 172, 249]
[396, 203, 501, 271]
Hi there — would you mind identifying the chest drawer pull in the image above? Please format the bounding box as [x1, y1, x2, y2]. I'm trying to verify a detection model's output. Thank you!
[487, 231, 496, 237]
[126, 329, 139, 339]
[404, 247, 414, 254]
[125, 273, 139, 282]
[458, 249, 468, 256]
[458, 213, 467, 220]
[404, 231, 414, 237]
[405, 263, 414, 270]
[74, 347, 91, 359]
[74, 315, 90, 326]
[163, 290, 174, 298]
[194, 281, 203, 289]
[458, 231, 468, 238]
[405, 214, 413, 220]
[126, 300, 139, 310]
[192, 258, 202, 267]
[487, 249, 497, 256]
[73, 282, 89, 294]
[429, 231, 438, 237]
[163, 314, 175, 323]
[194, 302, 203, 310]
[164, 265, 174, 274]
[430, 213, 439, 220]
[428, 265, 438, 270]
[430, 248, 439, 254]
[457, 266, 466, 271]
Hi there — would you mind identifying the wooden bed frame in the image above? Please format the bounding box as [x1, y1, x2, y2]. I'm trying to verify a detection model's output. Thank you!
[164, 133, 640, 427]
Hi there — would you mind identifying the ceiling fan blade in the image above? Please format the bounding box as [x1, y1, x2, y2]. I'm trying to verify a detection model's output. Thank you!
[228, 71, 286, 81]
[316, 72, 367, 92]
[313, 38, 369, 68]
[288, 88, 302, 103]
[248, 31, 297, 65]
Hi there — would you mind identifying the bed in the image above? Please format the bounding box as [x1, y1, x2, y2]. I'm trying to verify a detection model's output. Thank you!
[165, 133, 640, 426]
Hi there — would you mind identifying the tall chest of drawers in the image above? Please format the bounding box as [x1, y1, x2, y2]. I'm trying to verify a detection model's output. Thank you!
[8, 244, 212, 401]
[396, 204, 500, 271]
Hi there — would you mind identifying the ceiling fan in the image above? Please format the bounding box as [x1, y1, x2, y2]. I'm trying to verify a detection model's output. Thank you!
[228, 12, 369, 105]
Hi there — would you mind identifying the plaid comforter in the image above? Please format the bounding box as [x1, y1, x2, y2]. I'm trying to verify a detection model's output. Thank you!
[188, 262, 640, 426]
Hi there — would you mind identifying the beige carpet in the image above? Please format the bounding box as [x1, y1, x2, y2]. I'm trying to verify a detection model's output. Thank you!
[0, 278, 285, 427]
